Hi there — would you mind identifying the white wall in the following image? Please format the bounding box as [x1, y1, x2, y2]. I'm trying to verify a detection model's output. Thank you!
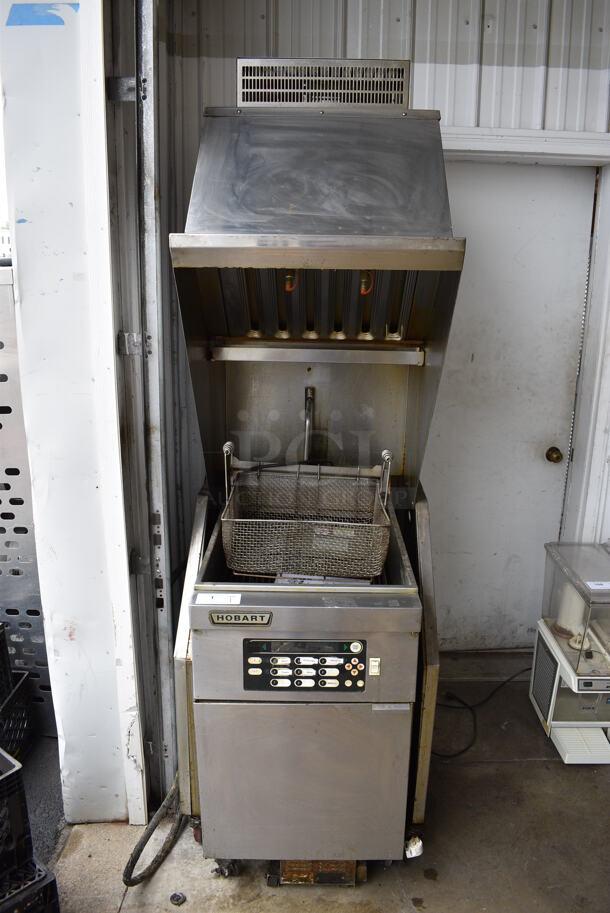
[0, 1, 145, 822]
[422, 162, 596, 648]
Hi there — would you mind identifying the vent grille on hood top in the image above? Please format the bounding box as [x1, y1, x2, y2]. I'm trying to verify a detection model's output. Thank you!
[237, 58, 410, 109]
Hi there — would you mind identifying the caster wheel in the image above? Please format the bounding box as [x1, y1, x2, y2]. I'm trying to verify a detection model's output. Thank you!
[213, 860, 240, 878]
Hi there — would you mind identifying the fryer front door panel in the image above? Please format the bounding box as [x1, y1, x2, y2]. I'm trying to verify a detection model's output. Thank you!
[194, 700, 412, 860]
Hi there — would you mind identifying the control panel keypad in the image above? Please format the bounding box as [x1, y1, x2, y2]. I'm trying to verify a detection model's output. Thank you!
[243, 640, 367, 692]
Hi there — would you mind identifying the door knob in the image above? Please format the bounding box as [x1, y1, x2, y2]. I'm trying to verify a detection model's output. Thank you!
[545, 446, 563, 464]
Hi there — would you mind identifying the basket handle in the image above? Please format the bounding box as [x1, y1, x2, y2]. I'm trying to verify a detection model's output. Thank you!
[380, 449, 393, 508]
[223, 441, 235, 503]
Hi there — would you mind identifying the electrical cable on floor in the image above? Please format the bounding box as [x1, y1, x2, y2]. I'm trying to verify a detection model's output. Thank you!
[432, 667, 532, 760]
[123, 772, 187, 887]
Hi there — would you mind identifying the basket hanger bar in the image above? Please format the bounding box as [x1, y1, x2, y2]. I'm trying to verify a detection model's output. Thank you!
[223, 454, 386, 481]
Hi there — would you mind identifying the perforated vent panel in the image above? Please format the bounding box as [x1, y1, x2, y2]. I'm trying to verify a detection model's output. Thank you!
[531, 633, 558, 723]
[0, 273, 54, 735]
[237, 58, 410, 109]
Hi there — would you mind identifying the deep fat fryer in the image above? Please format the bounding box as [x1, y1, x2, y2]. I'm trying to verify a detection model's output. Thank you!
[172, 58, 465, 884]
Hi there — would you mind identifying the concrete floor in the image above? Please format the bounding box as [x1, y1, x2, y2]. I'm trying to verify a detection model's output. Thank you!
[50, 680, 610, 913]
[22, 735, 64, 865]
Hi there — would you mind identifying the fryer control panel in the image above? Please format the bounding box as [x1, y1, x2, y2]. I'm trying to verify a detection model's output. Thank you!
[243, 639, 367, 692]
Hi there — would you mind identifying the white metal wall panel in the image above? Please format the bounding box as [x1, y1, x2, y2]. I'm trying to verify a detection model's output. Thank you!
[200, 0, 269, 107]
[345, 0, 412, 59]
[188, 0, 609, 132]
[412, 0, 482, 125]
[545, 0, 610, 131]
[278, 0, 345, 57]
[479, 0, 550, 129]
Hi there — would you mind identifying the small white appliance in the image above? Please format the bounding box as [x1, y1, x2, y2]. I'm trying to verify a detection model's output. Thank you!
[530, 543, 610, 764]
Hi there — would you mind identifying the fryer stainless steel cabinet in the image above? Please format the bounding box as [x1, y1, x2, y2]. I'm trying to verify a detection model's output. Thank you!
[194, 700, 412, 860]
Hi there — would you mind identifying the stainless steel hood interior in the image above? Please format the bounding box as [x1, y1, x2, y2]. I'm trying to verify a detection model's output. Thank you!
[170, 62, 465, 499]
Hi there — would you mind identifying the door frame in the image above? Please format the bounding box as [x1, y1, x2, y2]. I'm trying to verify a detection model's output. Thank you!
[561, 165, 610, 542]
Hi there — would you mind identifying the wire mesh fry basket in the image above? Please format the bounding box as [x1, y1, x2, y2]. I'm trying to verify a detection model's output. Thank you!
[221, 444, 392, 579]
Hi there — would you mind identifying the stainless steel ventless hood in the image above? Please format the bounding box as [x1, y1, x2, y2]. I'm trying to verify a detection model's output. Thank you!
[169, 59, 465, 497]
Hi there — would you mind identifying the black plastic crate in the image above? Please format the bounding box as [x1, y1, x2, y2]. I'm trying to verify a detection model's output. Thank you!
[0, 861, 58, 913]
[0, 675, 33, 763]
[0, 629, 13, 707]
[0, 749, 32, 878]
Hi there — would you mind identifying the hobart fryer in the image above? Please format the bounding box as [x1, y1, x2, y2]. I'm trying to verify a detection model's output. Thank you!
[171, 59, 465, 882]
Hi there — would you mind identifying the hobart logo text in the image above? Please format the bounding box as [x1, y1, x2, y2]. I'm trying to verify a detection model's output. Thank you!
[210, 611, 272, 625]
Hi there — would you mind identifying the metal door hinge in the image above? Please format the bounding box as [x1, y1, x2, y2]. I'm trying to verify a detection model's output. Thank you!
[106, 77, 136, 103]
[129, 549, 150, 575]
[117, 332, 143, 356]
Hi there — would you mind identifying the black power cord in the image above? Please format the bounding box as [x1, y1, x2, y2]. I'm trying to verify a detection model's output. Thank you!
[123, 772, 187, 887]
[432, 666, 532, 759]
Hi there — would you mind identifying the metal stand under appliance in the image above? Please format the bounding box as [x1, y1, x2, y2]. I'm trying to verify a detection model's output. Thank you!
[171, 57, 465, 878]
[530, 543, 610, 764]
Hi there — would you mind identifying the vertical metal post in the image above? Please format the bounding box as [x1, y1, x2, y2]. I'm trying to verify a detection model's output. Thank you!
[136, 0, 176, 792]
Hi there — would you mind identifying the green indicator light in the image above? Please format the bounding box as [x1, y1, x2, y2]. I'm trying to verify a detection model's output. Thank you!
[343, 643, 348, 651]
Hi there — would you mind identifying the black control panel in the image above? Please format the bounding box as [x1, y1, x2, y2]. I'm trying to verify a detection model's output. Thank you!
[243, 639, 367, 692]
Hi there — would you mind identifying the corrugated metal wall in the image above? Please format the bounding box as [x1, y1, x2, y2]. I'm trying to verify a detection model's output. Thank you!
[163, 0, 609, 132]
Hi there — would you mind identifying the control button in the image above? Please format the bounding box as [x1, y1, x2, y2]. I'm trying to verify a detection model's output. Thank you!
[294, 679, 315, 688]
[351, 668, 359, 676]
[357, 680, 365, 688]
[345, 663, 352, 671]
[294, 667, 316, 677]
[350, 641, 363, 654]
[319, 657, 343, 666]
[368, 657, 381, 676]
[295, 656, 318, 665]
[273, 668, 292, 677]
[247, 668, 262, 676]
[344, 680, 352, 687]
[270, 678, 290, 688]
[248, 656, 262, 665]
[357, 663, 364, 671]
[319, 668, 339, 677]
[270, 656, 291, 666]
[319, 679, 339, 688]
